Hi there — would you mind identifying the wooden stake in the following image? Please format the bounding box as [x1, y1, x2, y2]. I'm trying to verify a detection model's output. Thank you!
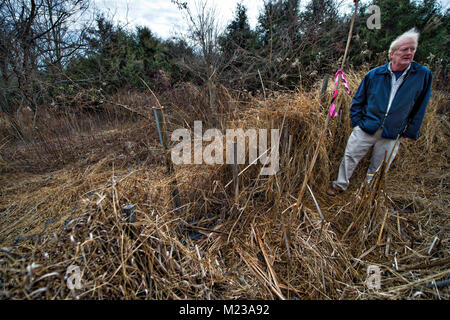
[320, 74, 330, 102]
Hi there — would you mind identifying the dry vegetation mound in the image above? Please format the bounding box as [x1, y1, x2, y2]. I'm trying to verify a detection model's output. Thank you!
[0, 72, 448, 299]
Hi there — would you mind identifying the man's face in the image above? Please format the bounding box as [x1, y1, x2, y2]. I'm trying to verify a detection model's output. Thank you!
[390, 38, 416, 69]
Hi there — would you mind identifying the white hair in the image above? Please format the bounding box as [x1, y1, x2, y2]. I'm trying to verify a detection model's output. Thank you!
[389, 28, 420, 56]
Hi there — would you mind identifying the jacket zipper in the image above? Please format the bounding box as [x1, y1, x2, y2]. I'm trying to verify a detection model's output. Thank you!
[380, 111, 388, 129]
[380, 70, 411, 130]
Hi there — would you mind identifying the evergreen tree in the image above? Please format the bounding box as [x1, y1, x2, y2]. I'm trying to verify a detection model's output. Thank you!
[65, 16, 186, 94]
[297, 0, 346, 77]
[255, 0, 302, 89]
[220, 3, 256, 57]
[218, 3, 259, 88]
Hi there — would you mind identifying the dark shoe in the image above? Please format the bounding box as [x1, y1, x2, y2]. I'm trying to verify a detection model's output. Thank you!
[326, 185, 344, 196]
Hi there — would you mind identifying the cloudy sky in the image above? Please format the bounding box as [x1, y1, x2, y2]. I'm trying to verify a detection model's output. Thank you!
[91, 0, 450, 40]
[91, 0, 265, 39]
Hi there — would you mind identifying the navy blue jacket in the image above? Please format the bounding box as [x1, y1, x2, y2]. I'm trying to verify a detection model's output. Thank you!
[350, 61, 433, 140]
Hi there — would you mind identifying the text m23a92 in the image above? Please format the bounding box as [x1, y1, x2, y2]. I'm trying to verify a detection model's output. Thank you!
[223, 304, 270, 315]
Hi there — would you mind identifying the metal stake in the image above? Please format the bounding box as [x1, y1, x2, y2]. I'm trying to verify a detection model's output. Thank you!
[233, 141, 239, 204]
[152, 106, 182, 212]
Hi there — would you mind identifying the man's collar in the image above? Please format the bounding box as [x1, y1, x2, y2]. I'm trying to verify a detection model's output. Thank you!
[388, 62, 411, 75]
[376, 61, 418, 74]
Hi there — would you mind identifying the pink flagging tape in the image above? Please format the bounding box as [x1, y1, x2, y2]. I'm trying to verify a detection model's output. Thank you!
[329, 69, 351, 118]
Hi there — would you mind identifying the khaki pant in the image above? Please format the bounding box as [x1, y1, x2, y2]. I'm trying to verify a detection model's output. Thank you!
[332, 126, 400, 191]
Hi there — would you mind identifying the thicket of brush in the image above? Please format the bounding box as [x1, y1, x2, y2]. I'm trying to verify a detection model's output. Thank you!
[0, 71, 448, 300]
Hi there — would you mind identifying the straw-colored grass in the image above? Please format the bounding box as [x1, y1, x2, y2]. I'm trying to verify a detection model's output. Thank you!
[0, 71, 448, 299]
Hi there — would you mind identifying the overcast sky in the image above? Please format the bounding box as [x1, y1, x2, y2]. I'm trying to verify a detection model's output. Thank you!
[91, 0, 450, 40]
[91, 0, 262, 39]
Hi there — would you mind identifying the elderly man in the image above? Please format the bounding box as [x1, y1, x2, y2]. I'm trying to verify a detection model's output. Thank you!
[327, 28, 433, 196]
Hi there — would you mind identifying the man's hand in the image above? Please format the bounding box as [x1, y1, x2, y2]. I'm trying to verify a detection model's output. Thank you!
[403, 137, 411, 141]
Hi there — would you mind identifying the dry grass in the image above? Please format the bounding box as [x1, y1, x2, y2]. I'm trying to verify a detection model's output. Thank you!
[0, 71, 448, 300]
